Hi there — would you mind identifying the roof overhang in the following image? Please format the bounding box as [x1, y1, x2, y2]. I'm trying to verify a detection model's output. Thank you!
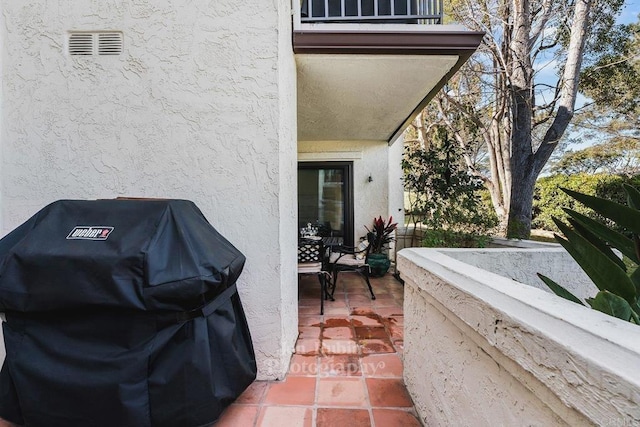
[294, 25, 484, 143]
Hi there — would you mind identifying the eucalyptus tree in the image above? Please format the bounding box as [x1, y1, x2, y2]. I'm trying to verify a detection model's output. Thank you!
[423, 0, 625, 237]
[572, 19, 640, 150]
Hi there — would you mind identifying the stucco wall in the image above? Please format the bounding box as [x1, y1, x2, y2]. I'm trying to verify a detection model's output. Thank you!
[388, 134, 405, 224]
[443, 247, 597, 302]
[399, 248, 640, 426]
[0, 0, 297, 379]
[298, 140, 397, 243]
[275, 0, 300, 376]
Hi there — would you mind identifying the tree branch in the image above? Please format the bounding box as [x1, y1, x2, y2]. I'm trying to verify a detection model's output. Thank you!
[534, 0, 593, 174]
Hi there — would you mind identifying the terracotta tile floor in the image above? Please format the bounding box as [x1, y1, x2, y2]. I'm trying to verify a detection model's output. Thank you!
[215, 272, 421, 427]
[0, 274, 417, 427]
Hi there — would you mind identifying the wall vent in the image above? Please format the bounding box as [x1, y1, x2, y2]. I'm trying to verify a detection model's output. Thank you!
[98, 33, 123, 55]
[68, 33, 94, 56]
[68, 32, 123, 56]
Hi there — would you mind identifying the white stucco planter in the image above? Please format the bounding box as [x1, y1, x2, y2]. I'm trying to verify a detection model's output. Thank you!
[398, 247, 640, 426]
[488, 237, 560, 249]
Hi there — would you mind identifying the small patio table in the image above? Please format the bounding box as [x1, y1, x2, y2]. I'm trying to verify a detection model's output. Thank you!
[321, 236, 343, 252]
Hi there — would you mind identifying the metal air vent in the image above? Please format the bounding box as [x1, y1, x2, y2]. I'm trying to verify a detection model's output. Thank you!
[98, 33, 123, 55]
[68, 33, 93, 56]
[68, 32, 123, 56]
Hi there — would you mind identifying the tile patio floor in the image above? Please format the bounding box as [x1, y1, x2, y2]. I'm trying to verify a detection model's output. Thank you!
[215, 272, 421, 427]
[0, 273, 418, 427]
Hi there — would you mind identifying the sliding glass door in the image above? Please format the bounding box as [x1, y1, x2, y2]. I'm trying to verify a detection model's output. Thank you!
[298, 162, 354, 247]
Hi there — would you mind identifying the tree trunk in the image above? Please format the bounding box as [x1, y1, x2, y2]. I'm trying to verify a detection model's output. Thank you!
[534, 0, 593, 173]
[505, 0, 593, 239]
[507, 170, 536, 238]
[426, 0, 596, 239]
[506, 0, 534, 239]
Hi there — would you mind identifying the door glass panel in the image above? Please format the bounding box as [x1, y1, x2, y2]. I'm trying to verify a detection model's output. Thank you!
[298, 163, 352, 245]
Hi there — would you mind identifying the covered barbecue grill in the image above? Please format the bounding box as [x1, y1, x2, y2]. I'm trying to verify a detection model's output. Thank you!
[0, 199, 256, 427]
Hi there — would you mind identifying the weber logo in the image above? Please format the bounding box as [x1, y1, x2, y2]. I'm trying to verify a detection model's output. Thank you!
[67, 226, 114, 241]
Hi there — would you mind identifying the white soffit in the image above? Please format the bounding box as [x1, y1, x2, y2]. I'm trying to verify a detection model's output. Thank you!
[298, 151, 363, 161]
[296, 54, 459, 142]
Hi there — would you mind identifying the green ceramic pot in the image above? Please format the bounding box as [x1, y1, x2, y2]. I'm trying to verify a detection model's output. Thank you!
[367, 253, 391, 277]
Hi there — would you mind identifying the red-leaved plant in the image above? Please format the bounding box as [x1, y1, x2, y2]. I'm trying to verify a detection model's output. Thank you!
[365, 216, 398, 254]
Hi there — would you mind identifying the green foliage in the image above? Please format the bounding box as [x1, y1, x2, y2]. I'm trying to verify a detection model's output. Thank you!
[588, 291, 638, 323]
[538, 274, 584, 305]
[551, 139, 640, 175]
[427, 0, 628, 238]
[403, 125, 497, 238]
[580, 0, 626, 59]
[532, 173, 640, 232]
[581, 19, 640, 117]
[539, 185, 640, 325]
[573, 18, 640, 148]
[421, 228, 491, 249]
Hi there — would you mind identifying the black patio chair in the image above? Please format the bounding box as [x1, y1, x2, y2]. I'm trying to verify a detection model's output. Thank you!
[328, 240, 376, 300]
[298, 238, 334, 314]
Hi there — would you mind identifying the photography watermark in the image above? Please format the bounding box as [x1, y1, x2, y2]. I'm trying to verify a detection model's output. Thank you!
[601, 417, 635, 427]
[294, 341, 352, 355]
[288, 359, 387, 377]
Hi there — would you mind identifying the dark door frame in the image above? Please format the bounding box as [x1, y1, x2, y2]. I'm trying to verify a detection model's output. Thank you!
[298, 161, 354, 247]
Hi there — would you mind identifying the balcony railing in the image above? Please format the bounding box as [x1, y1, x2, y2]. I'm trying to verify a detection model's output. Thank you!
[301, 0, 443, 24]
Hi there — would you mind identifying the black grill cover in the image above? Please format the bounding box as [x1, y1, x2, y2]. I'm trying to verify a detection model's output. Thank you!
[0, 199, 256, 427]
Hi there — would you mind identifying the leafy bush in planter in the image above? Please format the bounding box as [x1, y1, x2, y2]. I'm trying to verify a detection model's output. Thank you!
[365, 216, 398, 254]
[538, 185, 640, 324]
[363, 216, 398, 277]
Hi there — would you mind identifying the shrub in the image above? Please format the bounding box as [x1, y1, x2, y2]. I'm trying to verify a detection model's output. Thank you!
[422, 228, 491, 248]
[539, 185, 640, 325]
[533, 173, 640, 232]
[403, 125, 497, 243]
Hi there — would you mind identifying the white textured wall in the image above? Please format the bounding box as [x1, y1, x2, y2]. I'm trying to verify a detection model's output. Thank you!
[399, 248, 640, 426]
[403, 285, 568, 426]
[444, 248, 597, 302]
[275, 0, 300, 375]
[298, 140, 390, 242]
[388, 135, 405, 225]
[387, 135, 404, 263]
[0, 0, 297, 379]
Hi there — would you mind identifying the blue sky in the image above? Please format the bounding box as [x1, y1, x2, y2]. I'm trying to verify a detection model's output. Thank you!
[619, 0, 640, 24]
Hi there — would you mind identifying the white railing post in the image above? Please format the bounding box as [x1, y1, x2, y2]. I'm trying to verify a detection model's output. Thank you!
[293, 0, 302, 30]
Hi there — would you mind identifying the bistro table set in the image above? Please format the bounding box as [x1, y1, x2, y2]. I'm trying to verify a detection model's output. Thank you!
[298, 224, 375, 314]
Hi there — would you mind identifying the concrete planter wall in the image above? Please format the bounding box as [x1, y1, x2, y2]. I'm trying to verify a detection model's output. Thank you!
[398, 248, 640, 426]
[488, 237, 560, 249]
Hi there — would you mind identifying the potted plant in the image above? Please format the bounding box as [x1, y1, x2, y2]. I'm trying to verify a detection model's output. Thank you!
[364, 216, 398, 277]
